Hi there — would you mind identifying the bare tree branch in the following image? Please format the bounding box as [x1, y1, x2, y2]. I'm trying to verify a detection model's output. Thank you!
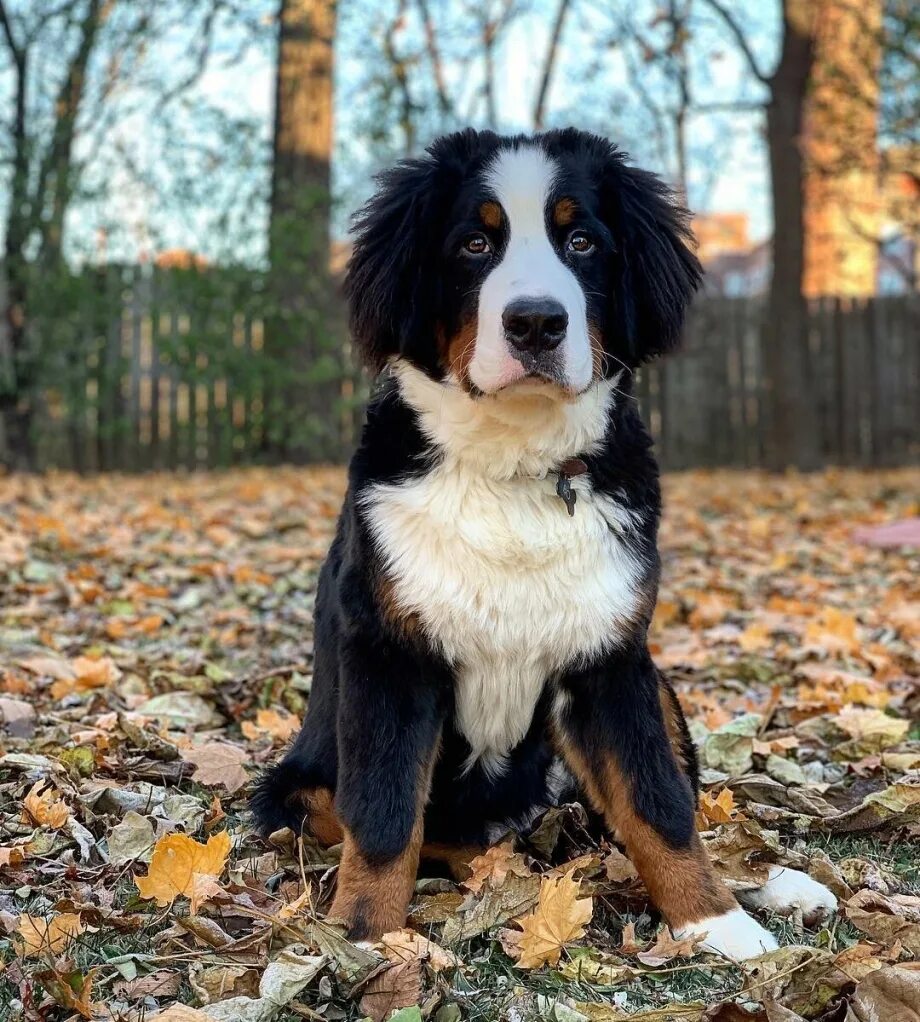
[0, 0, 24, 63]
[533, 0, 572, 130]
[415, 0, 451, 115]
[698, 0, 769, 84]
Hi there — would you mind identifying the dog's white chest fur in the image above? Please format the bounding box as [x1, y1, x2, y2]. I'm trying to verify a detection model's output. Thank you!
[361, 365, 642, 769]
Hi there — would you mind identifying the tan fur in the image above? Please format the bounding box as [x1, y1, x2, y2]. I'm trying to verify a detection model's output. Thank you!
[328, 738, 440, 939]
[298, 787, 345, 846]
[480, 200, 502, 229]
[659, 683, 693, 776]
[330, 820, 425, 938]
[553, 197, 577, 227]
[419, 842, 484, 881]
[559, 741, 737, 928]
[378, 573, 422, 640]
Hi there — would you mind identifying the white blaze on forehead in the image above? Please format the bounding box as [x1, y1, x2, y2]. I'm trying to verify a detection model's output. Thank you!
[468, 144, 594, 396]
[484, 145, 558, 245]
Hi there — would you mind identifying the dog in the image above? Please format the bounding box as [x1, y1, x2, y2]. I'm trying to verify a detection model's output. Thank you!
[252, 128, 836, 959]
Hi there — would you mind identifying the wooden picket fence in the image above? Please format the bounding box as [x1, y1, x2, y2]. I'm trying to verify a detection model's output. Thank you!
[23, 265, 919, 471]
[28, 265, 363, 472]
[634, 294, 918, 469]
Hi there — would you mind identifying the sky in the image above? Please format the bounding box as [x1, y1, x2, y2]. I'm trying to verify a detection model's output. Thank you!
[1, 0, 781, 266]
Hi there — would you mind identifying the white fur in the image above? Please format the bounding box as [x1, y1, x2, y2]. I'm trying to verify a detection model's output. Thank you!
[471, 145, 592, 395]
[362, 364, 641, 771]
[739, 866, 838, 921]
[675, 906, 779, 961]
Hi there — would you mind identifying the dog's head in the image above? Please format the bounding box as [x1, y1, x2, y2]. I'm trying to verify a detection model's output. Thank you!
[346, 128, 701, 397]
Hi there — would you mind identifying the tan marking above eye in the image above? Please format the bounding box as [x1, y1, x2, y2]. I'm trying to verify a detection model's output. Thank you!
[480, 201, 502, 229]
[553, 197, 577, 227]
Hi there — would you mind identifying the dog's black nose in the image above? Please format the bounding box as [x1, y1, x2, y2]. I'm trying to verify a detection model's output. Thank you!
[502, 298, 568, 353]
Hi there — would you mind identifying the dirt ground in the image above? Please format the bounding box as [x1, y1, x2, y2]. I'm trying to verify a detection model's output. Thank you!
[1, 467, 918, 1021]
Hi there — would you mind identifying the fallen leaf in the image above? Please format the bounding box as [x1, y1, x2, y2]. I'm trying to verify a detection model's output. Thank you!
[34, 966, 98, 1019]
[191, 873, 225, 915]
[359, 957, 421, 1022]
[850, 962, 920, 1021]
[636, 926, 702, 967]
[463, 840, 532, 894]
[831, 707, 910, 758]
[50, 655, 121, 699]
[180, 741, 249, 793]
[378, 928, 457, 972]
[619, 920, 646, 955]
[515, 870, 593, 969]
[699, 788, 737, 825]
[844, 890, 920, 955]
[135, 831, 232, 907]
[240, 708, 299, 742]
[603, 847, 639, 883]
[107, 811, 157, 865]
[15, 913, 84, 957]
[22, 781, 71, 828]
[116, 970, 183, 1000]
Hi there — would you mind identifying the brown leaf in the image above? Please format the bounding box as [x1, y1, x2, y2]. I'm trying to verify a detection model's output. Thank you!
[378, 928, 458, 972]
[463, 840, 532, 894]
[619, 920, 647, 955]
[514, 871, 593, 969]
[358, 957, 421, 1022]
[636, 926, 702, 967]
[699, 788, 738, 826]
[179, 742, 249, 794]
[844, 890, 920, 955]
[603, 847, 639, 883]
[115, 970, 183, 1000]
[850, 962, 920, 1022]
[50, 655, 121, 699]
[34, 966, 97, 1019]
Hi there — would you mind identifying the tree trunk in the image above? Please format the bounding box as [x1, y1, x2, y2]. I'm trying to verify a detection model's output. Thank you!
[762, 0, 821, 471]
[266, 0, 340, 463]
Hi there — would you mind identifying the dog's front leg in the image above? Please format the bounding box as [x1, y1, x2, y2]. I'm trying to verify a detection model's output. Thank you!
[329, 633, 444, 940]
[555, 643, 778, 960]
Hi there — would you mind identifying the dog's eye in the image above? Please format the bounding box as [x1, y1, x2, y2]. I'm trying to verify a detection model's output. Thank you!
[464, 234, 491, 255]
[567, 231, 594, 254]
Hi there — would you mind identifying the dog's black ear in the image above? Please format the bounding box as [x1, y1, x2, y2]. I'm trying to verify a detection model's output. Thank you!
[345, 156, 440, 373]
[604, 154, 702, 363]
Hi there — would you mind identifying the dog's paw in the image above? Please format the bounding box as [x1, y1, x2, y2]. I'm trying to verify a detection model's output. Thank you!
[675, 907, 779, 961]
[738, 866, 838, 927]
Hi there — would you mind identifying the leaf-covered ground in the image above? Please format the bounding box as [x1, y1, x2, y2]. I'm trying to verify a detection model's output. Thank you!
[1, 467, 918, 1022]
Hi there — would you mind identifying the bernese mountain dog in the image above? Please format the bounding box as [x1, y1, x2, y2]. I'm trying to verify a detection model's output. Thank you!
[252, 128, 836, 959]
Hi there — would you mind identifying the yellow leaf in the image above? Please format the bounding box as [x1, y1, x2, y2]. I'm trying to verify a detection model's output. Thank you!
[699, 788, 737, 825]
[51, 655, 121, 699]
[241, 708, 300, 743]
[805, 607, 860, 654]
[15, 913, 84, 957]
[738, 621, 771, 652]
[515, 871, 593, 969]
[22, 782, 71, 829]
[134, 831, 231, 907]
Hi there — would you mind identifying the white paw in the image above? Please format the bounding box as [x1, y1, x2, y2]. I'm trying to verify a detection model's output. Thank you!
[739, 866, 838, 926]
[675, 907, 779, 961]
